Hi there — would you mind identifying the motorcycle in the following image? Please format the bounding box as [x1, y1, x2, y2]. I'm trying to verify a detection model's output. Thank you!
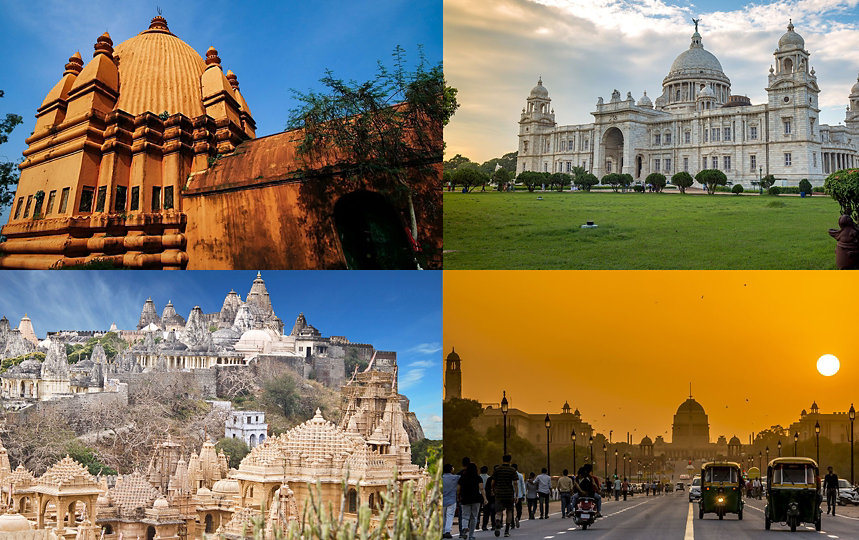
[574, 497, 597, 530]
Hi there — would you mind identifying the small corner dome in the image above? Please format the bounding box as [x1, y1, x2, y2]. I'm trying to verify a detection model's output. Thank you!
[530, 77, 549, 99]
[851, 75, 859, 96]
[637, 92, 653, 108]
[153, 497, 170, 509]
[212, 478, 240, 495]
[697, 85, 715, 98]
[729, 435, 742, 445]
[446, 348, 460, 362]
[778, 21, 805, 50]
[640, 435, 653, 445]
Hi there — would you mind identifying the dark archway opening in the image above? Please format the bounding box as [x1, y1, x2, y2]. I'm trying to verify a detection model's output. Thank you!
[147, 525, 156, 540]
[333, 191, 416, 269]
[204, 514, 213, 533]
[636, 156, 643, 179]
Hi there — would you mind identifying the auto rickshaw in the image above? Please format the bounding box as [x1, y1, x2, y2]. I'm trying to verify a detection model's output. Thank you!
[698, 461, 744, 520]
[764, 457, 822, 532]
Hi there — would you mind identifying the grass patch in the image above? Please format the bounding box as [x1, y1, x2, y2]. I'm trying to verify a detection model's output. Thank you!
[443, 191, 839, 269]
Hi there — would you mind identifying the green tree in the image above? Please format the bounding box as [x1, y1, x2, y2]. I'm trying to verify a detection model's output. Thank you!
[517, 171, 547, 192]
[444, 153, 473, 172]
[216, 437, 251, 469]
[799, 178, 813, 196]
[646, 173, 667, 192]
[671, 171, 694, 194]
[549, 172, 572, 192]
[452, 166, 488, 193]
[343, 348, 368, 376]
[695, 169, 728, 195]
[287, 46, 458, 243]
[732, 183, 744, 195]
[759, 174, 776, 190]
[263, 373, 300, 417]
[480, 151, 518, 175]
[0, 90, 23, 211]
[491, 167, 511, 191]
[824, 169, 859, 220]
[411, 438, 442, 466]
[601, 173, 625, 192]
[621, 173, 633, 192]
[66, 440, 117, 476]
[574, 172, 598, 192]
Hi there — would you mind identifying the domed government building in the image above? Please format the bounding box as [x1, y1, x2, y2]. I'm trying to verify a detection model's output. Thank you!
[517, 21, 859, 187]
[0, 16, 441, 269]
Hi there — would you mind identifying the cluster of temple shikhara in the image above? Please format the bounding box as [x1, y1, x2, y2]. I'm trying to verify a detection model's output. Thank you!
[0, 369, 426, 539]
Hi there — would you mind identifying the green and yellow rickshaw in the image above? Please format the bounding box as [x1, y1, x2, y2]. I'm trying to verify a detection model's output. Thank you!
[698, 461, 744, 520]
[764, 457, 822, 532]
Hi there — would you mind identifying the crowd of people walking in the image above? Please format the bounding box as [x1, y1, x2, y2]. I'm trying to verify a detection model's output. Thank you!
[442, 455, 612, 538]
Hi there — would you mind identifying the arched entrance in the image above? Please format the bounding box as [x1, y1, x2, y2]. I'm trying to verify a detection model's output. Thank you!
[636, 155, 643, 179]
[333, 191, 416, 270]
[147, 525, 156, 540]
[204, 513, 214, 533]
[602, 127, 624, 176]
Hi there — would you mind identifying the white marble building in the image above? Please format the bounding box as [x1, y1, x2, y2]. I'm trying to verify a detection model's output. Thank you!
[225, 410, 268, 448]
[518, 22, 859, 187]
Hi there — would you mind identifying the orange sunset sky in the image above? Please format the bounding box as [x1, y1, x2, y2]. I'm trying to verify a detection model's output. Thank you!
[444, 271, 857, 444]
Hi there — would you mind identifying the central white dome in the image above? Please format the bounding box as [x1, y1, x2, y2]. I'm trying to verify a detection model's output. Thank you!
[668, 33, 724, 76]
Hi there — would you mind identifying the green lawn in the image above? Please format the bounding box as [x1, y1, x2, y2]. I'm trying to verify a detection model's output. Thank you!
[443, 191, 841, 269]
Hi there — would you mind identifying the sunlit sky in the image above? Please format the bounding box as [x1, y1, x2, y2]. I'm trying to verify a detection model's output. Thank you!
[444, 271, 856, 444]
[0, 271, 443, 439]
[444, 0, 859, 163]
[0, 0, 441, 223]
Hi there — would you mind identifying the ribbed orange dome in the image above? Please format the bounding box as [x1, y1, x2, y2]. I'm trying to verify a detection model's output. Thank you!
[113, 19, 206, 118]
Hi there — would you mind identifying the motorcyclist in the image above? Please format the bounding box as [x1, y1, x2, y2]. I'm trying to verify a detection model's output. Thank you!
[571, 464, 602, 517]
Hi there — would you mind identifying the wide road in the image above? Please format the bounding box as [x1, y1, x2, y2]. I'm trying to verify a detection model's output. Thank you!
[462, 492, 859, 539]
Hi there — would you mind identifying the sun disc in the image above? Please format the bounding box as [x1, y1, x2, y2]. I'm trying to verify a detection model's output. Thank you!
[817, 354, 839, 376]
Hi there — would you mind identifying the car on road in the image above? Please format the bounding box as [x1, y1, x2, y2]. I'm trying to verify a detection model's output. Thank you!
[689, 476, 701, 502]
[837, 479, 859, 505]
[676, 482, 685, 491]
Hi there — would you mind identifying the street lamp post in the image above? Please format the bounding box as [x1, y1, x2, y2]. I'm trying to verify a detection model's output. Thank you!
[766, 446, 770, 465]
[501, 391, 509, 456]
[571, 430, 577, 475]
[603, 444, 608, 479]
[614, 449, 618, 476]
[589, 436, 594, 465]
[814, 421, 820, 465]
[777, 440, 782, 457]
[545, 414, 551, 476]
[793, 432, 798, 457]
[850, 404, 856, 485]
[759, 166, 763, 194]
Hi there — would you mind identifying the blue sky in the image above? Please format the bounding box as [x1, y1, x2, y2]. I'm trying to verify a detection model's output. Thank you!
[0, 0, 441, 222]
[0, 270, 443, 439]
[445, 0, 859, 161]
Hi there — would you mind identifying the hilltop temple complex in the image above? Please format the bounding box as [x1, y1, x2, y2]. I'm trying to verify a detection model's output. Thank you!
[0, 273, 424, 442]
[0, 15, 442, 269]
[0, 362, 426, 539]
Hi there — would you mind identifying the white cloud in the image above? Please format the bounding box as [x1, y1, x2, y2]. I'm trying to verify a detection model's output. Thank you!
[407, 342, 442, 355]
[398, 367, 426, 390]
[421, 414, 443, 439]
[409, 359, 436, 368]
[445, 0, 859, 162]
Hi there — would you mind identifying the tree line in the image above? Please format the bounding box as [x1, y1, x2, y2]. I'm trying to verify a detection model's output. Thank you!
[443, 151, 805, 195]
